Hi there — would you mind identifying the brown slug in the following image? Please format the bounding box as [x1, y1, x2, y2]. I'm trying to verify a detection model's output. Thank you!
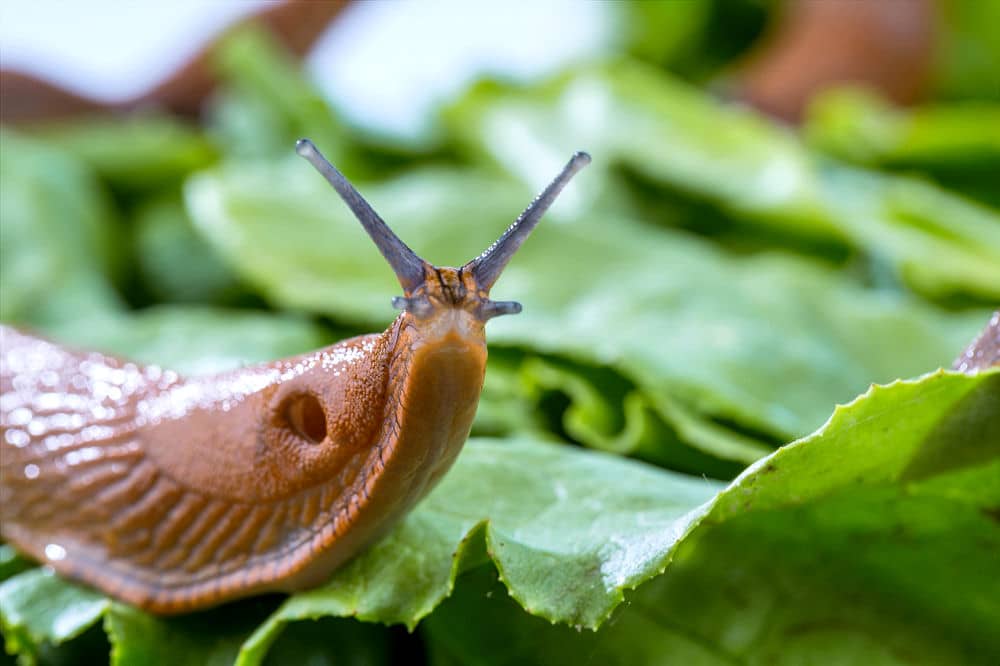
[0, 140, 591, 614]
[732, 0, 934, 122]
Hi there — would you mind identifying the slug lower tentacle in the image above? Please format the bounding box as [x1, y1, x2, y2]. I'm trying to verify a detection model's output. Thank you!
[0, 142, 590, 613]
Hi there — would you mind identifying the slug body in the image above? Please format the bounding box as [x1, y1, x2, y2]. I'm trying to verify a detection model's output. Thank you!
[0, 141, 590, 613]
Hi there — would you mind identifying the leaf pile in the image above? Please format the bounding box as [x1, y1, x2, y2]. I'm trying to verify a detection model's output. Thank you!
[3, 370, 996, 664]
[2, 5, 999, 664]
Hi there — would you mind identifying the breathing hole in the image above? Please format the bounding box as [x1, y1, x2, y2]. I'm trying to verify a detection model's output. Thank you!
[285, 393, 327, 444]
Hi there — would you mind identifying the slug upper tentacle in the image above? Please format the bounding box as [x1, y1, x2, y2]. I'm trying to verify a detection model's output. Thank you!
[0, 141, 589, 613]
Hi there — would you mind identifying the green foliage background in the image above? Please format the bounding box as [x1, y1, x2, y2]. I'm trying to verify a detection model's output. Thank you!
[2, 2, 998, 664]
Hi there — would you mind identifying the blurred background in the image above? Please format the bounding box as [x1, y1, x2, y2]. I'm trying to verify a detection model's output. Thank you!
[1, 0, 998, 473]
[1, 1, 999, 663]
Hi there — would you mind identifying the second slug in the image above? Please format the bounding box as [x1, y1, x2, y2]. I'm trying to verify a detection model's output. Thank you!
[0, 140, 591, 614]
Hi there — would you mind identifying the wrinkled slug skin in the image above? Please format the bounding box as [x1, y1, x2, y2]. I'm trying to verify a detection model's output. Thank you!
[0, 318, 486, 614]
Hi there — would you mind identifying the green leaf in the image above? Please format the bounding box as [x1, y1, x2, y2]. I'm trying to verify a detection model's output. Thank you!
[443, 62, 1000, 301]
[208, 26, 346, 165]
[33, 115, 218, 191]
[933, 0, 1000, 101]
[0, 130, 121, 326]
[258, 617, 392, 666]
[236, 439, 723, 664]
[0, 570, 109, 662]
[185, 159, 984, 452]
[804, 88, 1000, 207]
[0, 548, 31, 585]
[0, 438, 723, 665]
[516, 355, 763, 477]
[3, 371, 996, 664]
[133, 198, 245, 305]
[423, 369, 1000, 665]
[424, 566, 735, 666]
[805, 88, 1000, 168]
[615, 0, 710, 67]
[105, 602, 274, 666]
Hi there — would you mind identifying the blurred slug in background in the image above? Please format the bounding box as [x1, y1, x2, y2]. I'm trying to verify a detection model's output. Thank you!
[731, 0, 935, 121]
[0, 141, 590, 613]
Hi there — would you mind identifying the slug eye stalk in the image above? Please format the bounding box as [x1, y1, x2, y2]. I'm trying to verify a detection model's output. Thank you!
[296, 139, 427, 294]
[465, 151, 591, 291]
[296, 139, 590, 316]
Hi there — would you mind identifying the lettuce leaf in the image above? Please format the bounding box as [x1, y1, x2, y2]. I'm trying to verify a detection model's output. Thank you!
[32, 115, 217, 192]
[0, 130, 121, 326]
[805, 88, 1000, 168]
[3, 368, 995, 665]
[444, 62, 1000, 301]
[805, 88, 1000, 207]
[424, 368, 1000, 665]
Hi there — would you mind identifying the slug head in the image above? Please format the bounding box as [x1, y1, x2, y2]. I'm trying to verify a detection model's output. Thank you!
[296, 139, 590, 332]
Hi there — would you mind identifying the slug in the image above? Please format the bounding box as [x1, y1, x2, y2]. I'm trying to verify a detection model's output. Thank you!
[0, 140, 591, 614]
